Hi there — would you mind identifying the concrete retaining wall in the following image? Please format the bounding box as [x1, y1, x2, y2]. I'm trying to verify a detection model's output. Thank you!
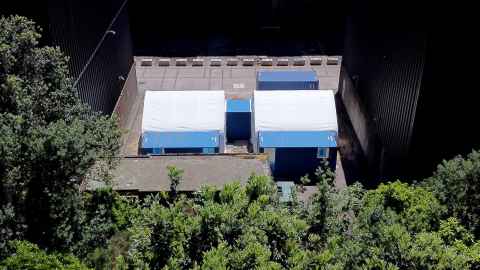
[113, 64, 138, 129]
[338, 67, 375, 163]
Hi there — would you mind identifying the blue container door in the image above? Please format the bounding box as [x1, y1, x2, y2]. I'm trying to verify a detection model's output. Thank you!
[273, 148, 320, 179]
[273, 147, 337, 180]
[226, 112, 251, 141]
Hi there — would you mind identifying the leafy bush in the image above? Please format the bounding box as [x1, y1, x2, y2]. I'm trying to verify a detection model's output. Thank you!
[0, 241, 90, 270]
[424, 150, 480, 236]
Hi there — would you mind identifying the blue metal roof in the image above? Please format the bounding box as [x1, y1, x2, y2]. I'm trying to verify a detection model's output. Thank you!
[257, 70, 318, 82]
[259, 131, 337, 148]
[226, 99, 251, 113]
[142, 131, 220, 148]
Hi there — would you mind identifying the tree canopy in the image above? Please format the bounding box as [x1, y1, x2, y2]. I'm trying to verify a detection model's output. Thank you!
[0, 15, 121, 256]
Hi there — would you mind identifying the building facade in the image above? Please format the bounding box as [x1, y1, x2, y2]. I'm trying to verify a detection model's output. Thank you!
[2, 0, 134, 114]
[341, 0, 479, 179]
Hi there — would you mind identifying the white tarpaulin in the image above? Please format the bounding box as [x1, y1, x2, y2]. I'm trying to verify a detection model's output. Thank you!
[142, 90, 226, 133]
[254, 90, 338, 132]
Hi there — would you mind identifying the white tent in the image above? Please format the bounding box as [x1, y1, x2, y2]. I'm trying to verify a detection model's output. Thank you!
[253, 90, 338, 132]
[252, 90, 338, 151]
[142, 90, 226, 133]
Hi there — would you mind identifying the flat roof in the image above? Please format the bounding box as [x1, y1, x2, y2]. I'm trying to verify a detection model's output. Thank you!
[254, 90, 338, 132]
[110, 155, 271, 192]
[142, 90, 225, 134]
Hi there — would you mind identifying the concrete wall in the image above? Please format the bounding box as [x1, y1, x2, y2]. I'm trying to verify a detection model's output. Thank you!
[338, 68, 370, 156]
[338, 66, 378, 170]
[112, 63, 139, 152]
[113, 64, 138, 128]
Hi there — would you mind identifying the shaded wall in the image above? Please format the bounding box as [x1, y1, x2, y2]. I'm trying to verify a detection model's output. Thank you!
[342, 0, 427, 178]
[47, 0, 133, 114]
[343, 0, 479, 180]
[1, 0, 134, 114]
[408, 11, 480, 178]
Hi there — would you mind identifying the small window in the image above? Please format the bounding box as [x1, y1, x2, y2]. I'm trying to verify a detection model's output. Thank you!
[203, 147, 216, 154]
[317, 148, 329, 159]
[151, 148, 164, 155]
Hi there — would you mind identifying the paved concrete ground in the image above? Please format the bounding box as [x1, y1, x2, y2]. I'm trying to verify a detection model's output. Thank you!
[135, 56, 341, 99]
[121, 56, 342, 156]
[115, 56, 347, 188]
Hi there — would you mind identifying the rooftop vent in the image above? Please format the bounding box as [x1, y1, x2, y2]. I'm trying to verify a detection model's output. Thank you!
[140, 58, 153, 66]
[293, 58, 306, 66]
[176, 58, 187, 66]
[227, 58, 239, 66]
[242, 58, 255, 66]
[277, 58, 289, 66]
[210, 58, 222, 66]
[327, 57, 339, 65]
[310, 57, 323, 65]
[192, 58, 204, 66]
[261, 58, 273, 66]
[158, 58, 170, 66]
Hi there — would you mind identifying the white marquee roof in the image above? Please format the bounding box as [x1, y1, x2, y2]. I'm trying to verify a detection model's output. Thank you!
[254, 90, 338, 132]
[142, 90, 225, 133]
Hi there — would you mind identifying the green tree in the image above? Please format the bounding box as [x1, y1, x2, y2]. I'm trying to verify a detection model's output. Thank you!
[0, 240, 90, 270]
[167, 165, 184, 201]
[0, 15, 120, 253]
[423, 150, 480, 237]
[107, 169, 480, 269]
[78, 188, 118, 257]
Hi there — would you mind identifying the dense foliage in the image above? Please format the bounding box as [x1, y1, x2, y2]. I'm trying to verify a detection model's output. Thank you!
[0, 15, 121, 259]
[1, 15, 480, 269]
[77, 171, 477, 270]
[423, 151, 480, 237]
[0, 241, 90, 270]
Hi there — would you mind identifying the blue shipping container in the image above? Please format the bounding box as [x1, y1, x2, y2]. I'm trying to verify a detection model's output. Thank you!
[257, 70, 319, 90]
[226, 99, 251, 141]
[257, 130, 337, 179]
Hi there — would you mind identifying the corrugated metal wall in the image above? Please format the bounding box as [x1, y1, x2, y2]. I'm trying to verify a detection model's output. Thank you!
[46, 0, 133, 114]
[342, 0, 427, 177]
[407, 11, 480, 178]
